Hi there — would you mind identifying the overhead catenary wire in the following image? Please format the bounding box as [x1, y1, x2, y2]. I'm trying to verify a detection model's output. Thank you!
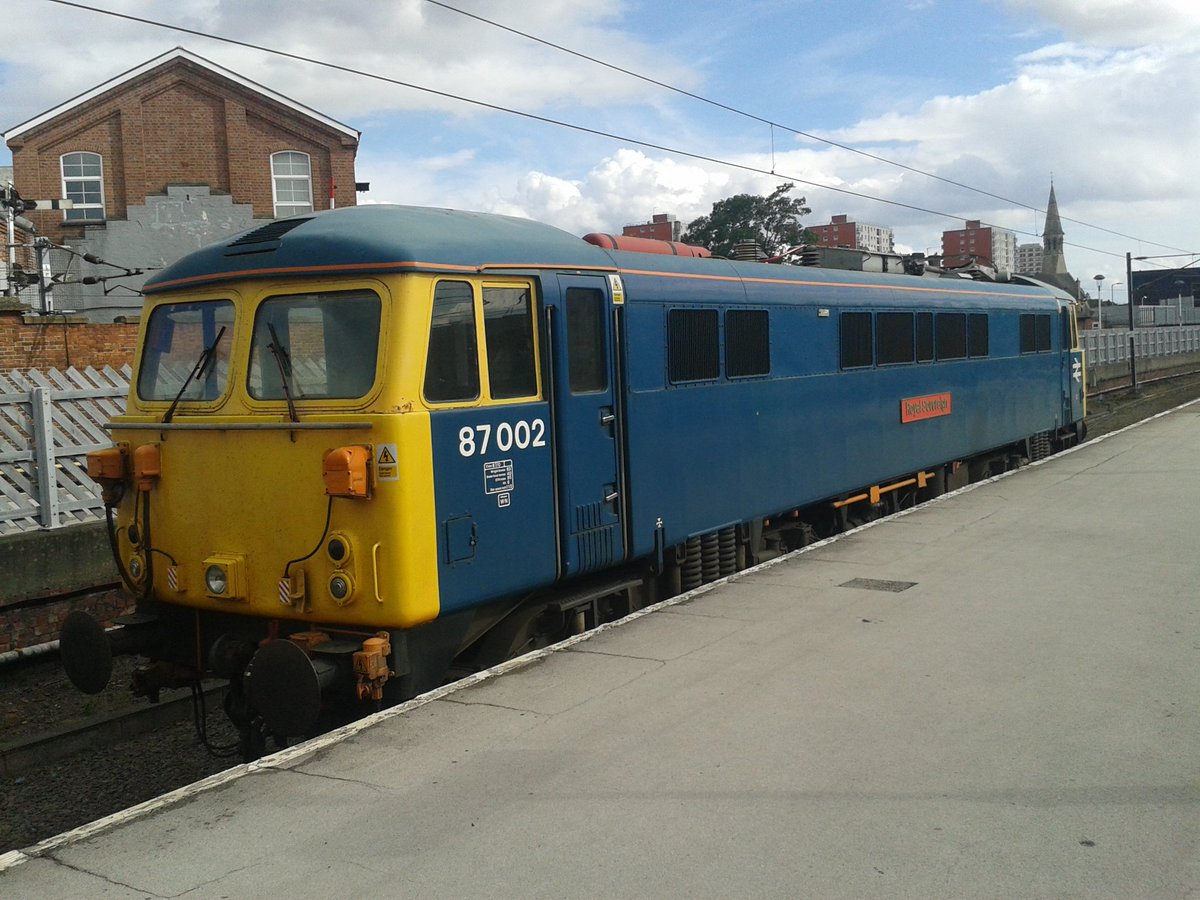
[419, 4, 1046, 224]
[422, 0, 1197, 260]
[35, 0, 1196, 264]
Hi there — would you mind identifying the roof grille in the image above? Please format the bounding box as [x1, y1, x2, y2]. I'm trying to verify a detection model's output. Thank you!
[227, 217, 310, 249]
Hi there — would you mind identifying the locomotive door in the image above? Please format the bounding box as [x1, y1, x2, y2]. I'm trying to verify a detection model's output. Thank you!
[1061, 305, 1085, 423]
[548, 274, 626, 576]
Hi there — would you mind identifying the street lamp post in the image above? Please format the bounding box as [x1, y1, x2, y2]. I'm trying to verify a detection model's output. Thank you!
[1093, 274, 1105, 329]
[1105, 281, 1122, 331]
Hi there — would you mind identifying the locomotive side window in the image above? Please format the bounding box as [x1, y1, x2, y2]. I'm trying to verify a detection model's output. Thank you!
[968, 313, 989, 358]
[1036, 314, 1052, 351]
[424, 280, 480, 403]
[248, 290, 381, 400]
[668, 309, 720, 382]
[726, 309, 771, 377]
[566, 287, 608, 393]
[1062, 309, 1074, 350]
[138, 300, 234, 402]
[935, 313, 967, 360]
[916, 312, 934, 362]
[483, 285, 538, 400]
[839, 311, 873, 369]
[876, 312, 914, 365]
[1019, 314, 1036, 353]
[1019, 313, 1053, 353]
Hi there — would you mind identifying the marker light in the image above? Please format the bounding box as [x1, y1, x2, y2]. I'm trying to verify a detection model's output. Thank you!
[323, 446, 371, 498]
[329, 573, 353, 605]
[133, 443, 161, 491]
[328, 535, 348, 564]
[86, 444, 129, 505]
[327, 536, 349, 564]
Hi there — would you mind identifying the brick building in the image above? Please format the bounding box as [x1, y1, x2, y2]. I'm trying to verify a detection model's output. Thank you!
[3, 47, 360, 320]
[806, 214, 894, 255]
[622, 213, 682, 242]
[940, 219, 1017, 274]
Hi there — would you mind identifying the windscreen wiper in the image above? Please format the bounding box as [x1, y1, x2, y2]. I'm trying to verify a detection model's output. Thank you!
[267, 323, 299, 424]
[163, 326, 226, 423]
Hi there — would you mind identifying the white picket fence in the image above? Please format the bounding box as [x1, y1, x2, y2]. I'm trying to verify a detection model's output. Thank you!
[1081, 324, 1200, 367]
[0, 366, 129, 534]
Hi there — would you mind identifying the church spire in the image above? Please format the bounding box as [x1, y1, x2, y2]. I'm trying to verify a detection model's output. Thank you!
[1041, 182, 1067, 276]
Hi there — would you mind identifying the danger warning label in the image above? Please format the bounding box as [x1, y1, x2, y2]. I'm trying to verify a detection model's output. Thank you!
[376, 444, 398, 481]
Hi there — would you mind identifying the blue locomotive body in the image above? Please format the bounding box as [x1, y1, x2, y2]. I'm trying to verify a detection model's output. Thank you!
[613, 255, 1080, 562]
[71, 205, 1084, 751]
[412, 212, 1082, 618]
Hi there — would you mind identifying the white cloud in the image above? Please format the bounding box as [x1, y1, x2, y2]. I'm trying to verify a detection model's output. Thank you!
[1, 0, 693, 128]
[1004, 0, 1200, 46]
[3, 0, 1196, 289]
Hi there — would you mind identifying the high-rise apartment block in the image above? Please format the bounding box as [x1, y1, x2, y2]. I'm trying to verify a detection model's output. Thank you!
[941, 220, 1017, 274]
[806, 214, 894, 254]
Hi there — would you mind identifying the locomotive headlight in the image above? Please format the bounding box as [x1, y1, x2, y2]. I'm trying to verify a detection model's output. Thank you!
[202, 555, 246, 601]
[128, 554, 145, 584]
[328, 573, 354, 605]
[205, 564, 228, 595]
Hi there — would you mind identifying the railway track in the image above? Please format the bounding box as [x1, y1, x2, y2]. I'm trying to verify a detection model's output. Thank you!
[0, 662, 224, 778]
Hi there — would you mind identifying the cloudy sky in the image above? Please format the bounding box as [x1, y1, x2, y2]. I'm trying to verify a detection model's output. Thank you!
[3, 0, 1199, 303]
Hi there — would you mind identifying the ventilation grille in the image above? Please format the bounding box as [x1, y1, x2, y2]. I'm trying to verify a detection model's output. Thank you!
[574, 525, 615, 572]
[226, 217, 311, 252]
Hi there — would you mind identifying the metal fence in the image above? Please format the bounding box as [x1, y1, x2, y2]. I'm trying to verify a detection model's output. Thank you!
[0, 366, 129, 534]
[1081, 324, 1200, 367]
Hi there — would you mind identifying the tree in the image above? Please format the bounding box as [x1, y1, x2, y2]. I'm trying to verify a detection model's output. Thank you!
[681, 183, 814, 258]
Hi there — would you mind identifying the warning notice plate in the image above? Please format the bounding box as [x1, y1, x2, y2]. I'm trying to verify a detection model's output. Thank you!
[375, 444, 399, 481]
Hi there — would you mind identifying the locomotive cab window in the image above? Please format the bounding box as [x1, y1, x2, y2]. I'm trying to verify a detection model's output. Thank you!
[249, 289, 381, 400]
[1062, 308, 1077, 350]
[483, 284, 538, 400]
[138, 299, 235, 402]
[424, 280, 480, 403]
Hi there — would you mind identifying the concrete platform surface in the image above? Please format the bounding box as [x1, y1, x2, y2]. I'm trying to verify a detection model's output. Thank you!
[3, 403, 1198, 898]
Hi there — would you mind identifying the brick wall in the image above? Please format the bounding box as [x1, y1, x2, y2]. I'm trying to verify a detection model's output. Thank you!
[0, 589, 132, 653]
[8, 55, 358, 242]
[0, 312, 137, 370]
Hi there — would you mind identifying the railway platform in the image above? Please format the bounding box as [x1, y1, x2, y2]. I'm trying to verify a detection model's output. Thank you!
[2, 402, 1198, 898]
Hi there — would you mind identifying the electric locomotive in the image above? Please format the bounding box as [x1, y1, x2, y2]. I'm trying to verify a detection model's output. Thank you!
[62, 204, 1086, 756]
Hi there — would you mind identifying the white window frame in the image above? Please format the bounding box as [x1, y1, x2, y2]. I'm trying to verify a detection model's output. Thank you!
[60, 151, 105, 222]
[271, 151, 314, 218]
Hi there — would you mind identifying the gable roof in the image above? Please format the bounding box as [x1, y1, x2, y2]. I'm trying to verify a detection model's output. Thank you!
[4, 47, 359, 144]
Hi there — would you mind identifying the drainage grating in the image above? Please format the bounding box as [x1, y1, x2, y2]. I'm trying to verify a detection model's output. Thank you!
[839, 578, 917, 593]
